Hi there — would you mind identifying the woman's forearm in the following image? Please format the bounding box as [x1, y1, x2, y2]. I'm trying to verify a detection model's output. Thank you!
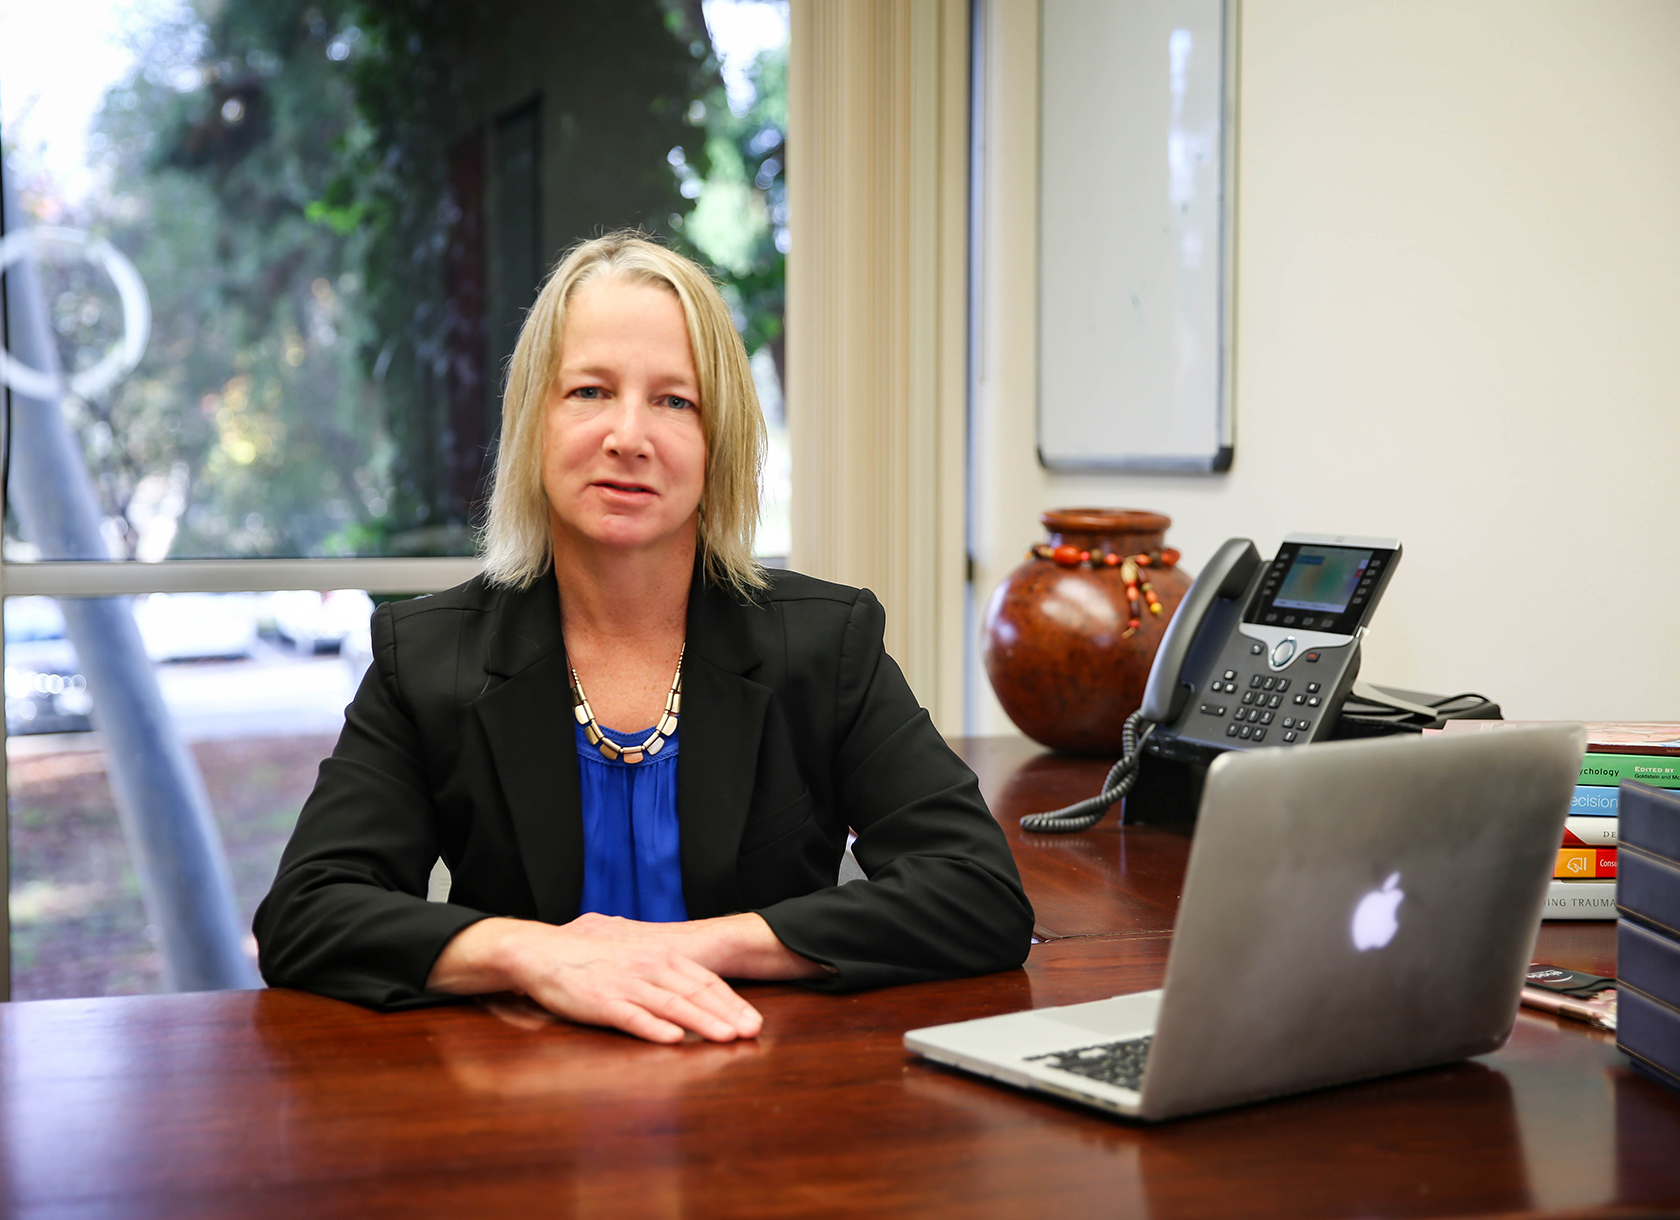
[425, 917, 528, 995]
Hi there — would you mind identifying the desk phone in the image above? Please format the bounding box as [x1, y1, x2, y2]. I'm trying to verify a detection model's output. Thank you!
[1143, 533, 1401, 764]
[1023, 533, 1403, 833]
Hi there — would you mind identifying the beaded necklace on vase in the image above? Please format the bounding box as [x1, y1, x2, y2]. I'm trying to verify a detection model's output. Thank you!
[570, 645, 684, 765]
[1029, 543, 1182, 638]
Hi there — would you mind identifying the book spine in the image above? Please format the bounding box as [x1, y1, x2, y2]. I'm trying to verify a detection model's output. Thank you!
[1577, 755, 1680, 788]
[1620, 844, 1680, 937]
[1619, 918, 1680, 1015]
[1543, 878, 1617, 920]
[1585, 743, 1680, 759]
[1569, 786, 1620, 817]
[1620, 782, 1680, 863]
[1555, 848, 1617, 879]
[1562, 817, 1618, 846]
[1617, 985, 1680, 1093]
[1435, 720, 1680, 756]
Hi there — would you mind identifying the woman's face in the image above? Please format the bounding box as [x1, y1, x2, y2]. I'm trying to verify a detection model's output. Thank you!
[542, 276, 707, 563]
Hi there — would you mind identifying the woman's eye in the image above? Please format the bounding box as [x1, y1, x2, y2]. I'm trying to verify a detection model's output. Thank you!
[570, 386, 603, 400]
[664, 395, 694, 411]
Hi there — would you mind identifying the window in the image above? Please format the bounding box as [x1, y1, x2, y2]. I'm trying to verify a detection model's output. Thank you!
[1, 0, 789, 998]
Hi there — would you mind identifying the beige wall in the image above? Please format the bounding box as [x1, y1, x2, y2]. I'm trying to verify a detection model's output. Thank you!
[971, 0, 1680, 733]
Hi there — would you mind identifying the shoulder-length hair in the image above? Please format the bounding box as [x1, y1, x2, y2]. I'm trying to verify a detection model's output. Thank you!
[479, 231, 767, 595]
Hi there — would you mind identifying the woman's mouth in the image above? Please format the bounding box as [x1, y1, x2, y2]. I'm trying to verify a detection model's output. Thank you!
[595, 480, 655, 496]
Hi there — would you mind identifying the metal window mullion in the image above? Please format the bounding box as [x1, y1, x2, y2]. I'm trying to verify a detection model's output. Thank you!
[0, 557, 484, 598]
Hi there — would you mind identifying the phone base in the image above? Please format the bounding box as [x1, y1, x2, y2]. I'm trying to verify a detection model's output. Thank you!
[1122, 750, 1208, 833]
[1125, 685, 1504, 831]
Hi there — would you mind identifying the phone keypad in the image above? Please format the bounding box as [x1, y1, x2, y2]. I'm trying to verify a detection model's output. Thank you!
[1198, 669, 1324, 746]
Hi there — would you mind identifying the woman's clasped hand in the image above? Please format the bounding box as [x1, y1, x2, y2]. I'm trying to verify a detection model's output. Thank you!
[426, 912, 821, 1043]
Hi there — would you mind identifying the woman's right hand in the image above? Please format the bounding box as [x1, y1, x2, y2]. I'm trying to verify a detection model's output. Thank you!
[425, 917, 763, 1044]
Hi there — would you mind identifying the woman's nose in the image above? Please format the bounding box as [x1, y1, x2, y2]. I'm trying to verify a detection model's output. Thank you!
[601, 397, 652, 455]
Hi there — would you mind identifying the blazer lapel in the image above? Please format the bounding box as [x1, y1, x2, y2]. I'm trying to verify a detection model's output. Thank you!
[677, 571, 768, 918]
[468, 566, 769, 924]
[472, 577, 585, 924]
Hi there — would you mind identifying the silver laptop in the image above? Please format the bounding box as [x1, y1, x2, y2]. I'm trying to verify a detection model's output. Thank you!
[905, 723, 1587, 1121]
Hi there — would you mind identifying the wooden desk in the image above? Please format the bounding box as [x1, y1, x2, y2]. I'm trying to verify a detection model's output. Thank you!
[956, 737, 1190, 942]
[2, 739, 1673, 1218]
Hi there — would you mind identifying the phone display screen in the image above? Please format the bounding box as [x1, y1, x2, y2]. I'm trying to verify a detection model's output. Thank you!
[1245, 542, 1398, 635]
[1271, 547, 1372, 614]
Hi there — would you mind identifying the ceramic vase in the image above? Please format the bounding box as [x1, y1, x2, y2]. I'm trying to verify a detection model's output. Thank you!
[982, 508, 1192, 755]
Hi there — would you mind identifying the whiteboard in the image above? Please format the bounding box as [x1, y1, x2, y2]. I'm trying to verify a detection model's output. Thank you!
[1038, 0, 1235, 472]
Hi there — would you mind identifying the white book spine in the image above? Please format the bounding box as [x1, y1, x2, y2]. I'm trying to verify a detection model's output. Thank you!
[1544, 879, 1617, 921]
[1562, 817, 1619, 847]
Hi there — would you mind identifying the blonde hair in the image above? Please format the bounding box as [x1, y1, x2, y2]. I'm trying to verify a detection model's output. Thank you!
[480, 231, 767, 595]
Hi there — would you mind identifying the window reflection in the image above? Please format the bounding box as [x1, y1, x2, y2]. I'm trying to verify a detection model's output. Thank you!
[5, 591, 374, 998]
[2, 0, 792, 998]
[2, 0, 791, 563]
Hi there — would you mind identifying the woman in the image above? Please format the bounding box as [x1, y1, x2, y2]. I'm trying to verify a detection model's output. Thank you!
[254, 233, 1033, 1043]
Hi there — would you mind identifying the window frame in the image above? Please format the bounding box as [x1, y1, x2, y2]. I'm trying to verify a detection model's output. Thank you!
[0, 554, 480, 1000]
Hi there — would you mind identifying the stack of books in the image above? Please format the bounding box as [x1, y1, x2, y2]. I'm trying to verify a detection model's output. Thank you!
[1441, 721, 1680, 920]
[1616, 782, 1680, 1092]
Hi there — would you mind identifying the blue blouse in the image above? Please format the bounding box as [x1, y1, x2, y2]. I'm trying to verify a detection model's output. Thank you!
[574, 721, 688, 922]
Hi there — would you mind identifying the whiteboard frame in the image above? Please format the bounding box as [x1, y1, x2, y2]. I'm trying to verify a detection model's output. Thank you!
[1035, 0, 1239, 474]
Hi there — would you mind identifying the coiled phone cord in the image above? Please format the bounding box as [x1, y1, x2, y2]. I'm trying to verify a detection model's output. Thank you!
[1019, 712, 1157, 834]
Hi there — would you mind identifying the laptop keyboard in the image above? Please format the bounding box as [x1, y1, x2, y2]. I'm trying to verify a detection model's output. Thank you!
[1027, 1036, 1153, 1092]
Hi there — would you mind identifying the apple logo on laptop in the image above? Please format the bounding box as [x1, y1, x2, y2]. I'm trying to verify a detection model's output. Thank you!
[1351, 872, 1404, 951]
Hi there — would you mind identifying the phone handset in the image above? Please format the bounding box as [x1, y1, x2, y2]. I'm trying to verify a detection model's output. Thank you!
[1021, 539, 1263, 834]
[1139, 538, 1263, 722]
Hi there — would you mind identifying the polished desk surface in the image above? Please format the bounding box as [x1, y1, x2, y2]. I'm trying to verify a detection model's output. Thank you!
[3, 737, 1675, 1219]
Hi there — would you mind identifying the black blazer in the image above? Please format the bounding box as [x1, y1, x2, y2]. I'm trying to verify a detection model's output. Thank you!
[254, 565, 1034, 1009]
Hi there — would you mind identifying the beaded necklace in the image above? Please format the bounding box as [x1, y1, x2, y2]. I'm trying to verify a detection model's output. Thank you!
[570, 645, 684, 765]
[1028, 544, 1181, 638]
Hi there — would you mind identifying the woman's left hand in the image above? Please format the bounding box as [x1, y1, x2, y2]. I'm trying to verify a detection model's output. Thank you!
[424, 911, 829, 1044]
[564, 911, 831, 982]
[426, 915, 760, 1042]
